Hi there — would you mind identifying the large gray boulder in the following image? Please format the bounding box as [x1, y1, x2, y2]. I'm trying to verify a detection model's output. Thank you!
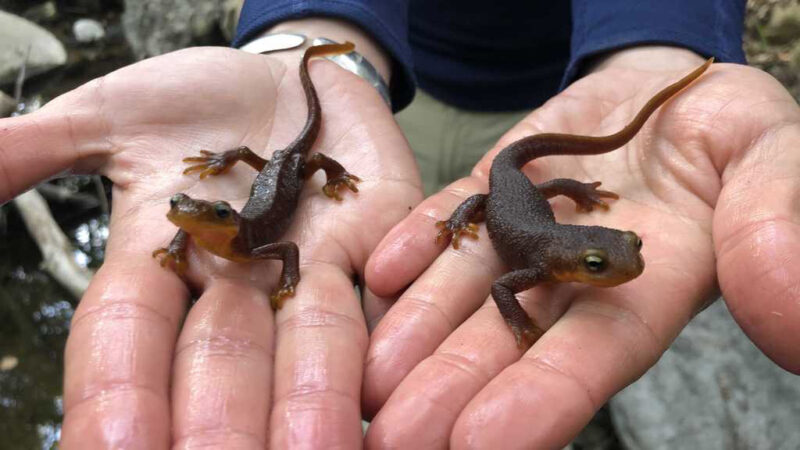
[611, 300, 800, 450]
[0, 10, 67, 85]
[122, 0, 241, 59]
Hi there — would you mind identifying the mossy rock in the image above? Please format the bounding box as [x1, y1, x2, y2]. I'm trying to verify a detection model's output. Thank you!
[763, 4, 800, 45]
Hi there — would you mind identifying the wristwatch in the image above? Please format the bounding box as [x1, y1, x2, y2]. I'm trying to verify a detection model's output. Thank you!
[238, 32, 392, 109]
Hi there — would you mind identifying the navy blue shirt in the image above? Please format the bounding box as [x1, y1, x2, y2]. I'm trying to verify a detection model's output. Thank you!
[234, 1, 747, 112]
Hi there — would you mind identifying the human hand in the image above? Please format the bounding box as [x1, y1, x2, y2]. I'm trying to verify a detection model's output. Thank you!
[0, 43, 420, 447]
[362, 46, 800, 448]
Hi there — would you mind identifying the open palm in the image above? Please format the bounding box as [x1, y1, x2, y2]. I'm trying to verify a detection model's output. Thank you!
[363, 53, 800, 448]
[0, 46, 420, 448]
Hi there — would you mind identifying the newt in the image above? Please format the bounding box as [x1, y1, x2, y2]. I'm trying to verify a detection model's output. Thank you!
[435, 58, 713, 349]
[153, 42, 360, 309]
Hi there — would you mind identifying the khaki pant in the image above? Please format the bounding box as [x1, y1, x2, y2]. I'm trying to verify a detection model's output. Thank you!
[395, 90, 531, 195]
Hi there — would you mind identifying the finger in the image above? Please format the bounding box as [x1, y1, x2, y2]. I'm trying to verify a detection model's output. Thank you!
[362, 184, 503, 417]
[171, 279, 274, 449]
[715, 123, 800, 374]
[0, 107, 110, 203]
[361, 285, 397, 334]
[365, 300, 521, 448]
[365, 176, 488, 297]
[270, 263, 367, 448]
[365, 276, 586, 446]
[60, 251, 188, 448]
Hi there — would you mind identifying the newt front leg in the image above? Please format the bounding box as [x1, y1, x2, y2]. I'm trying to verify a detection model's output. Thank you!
[249, 241, 300, 310]
[491, 268, 547, 350]
[152, 229, 190, 274]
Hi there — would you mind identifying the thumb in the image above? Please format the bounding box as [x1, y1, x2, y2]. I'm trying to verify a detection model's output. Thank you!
[711, 67, 800, 374]
[0, 99, 110, 203]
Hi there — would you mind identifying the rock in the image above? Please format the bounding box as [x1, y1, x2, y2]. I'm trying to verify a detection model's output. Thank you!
[73, 18, 106, 43]
[0, 355, 19, 371]
[610, 300, 800, 450]
[122, 0, 232, 59]
[0, 11, 67, 85]
[764, 4, 800, 46]
[23, 1, 58, 22]
[790, 42, 800, 72]
[220, 0, 243, 42]
[1, 90, 17, 117]
[569, 406, 620, 450]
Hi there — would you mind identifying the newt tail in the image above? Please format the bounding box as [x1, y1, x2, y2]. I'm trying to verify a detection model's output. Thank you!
[493, 58, 713, 171]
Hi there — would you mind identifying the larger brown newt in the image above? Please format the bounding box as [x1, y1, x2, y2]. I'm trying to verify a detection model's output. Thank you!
[153, 42, 360, 309]
[435, 58, 713, 349]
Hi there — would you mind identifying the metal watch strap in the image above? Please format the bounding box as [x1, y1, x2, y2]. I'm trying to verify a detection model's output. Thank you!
[238, 33, 392, 108]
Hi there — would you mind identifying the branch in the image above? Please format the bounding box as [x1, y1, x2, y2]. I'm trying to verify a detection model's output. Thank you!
[12, 190, 94, 299]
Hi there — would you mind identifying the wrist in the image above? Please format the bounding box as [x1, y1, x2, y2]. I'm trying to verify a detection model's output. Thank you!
[585, 45, 707, 75]
[264, 18, 392, 83]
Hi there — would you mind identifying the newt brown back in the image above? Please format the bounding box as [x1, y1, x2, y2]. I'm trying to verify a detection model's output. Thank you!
[436, 59, 713, 349]
[153, 42, 361, 309]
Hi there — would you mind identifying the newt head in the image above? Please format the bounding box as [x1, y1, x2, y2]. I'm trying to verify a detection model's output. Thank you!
[551, 226, 644, 287]
[166, 193, 240, 255]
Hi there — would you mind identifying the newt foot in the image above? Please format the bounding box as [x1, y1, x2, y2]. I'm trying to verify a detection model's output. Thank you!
[182, 150, 236, 179]
[322, 173, 361, 201]
[511, 324, 544, 351]
[435, 219, 480, 250]
[152, 247, 187, 275]
[270, 284, 296, 310]
[574, 181, 619, 212]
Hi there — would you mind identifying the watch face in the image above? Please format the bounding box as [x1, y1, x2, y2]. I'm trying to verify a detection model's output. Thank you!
[240, 32, 306, 54]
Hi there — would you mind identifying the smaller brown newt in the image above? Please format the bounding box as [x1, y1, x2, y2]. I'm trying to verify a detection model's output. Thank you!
[436, 58, 713, 349]
[153, 42, 360, 309]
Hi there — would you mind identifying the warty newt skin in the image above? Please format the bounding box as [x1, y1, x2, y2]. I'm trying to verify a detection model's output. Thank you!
[153, 42, 360, 309]
[436, 58, 713, 349]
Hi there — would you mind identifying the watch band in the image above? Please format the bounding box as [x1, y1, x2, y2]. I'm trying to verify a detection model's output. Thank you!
[238, 32, 392, 109]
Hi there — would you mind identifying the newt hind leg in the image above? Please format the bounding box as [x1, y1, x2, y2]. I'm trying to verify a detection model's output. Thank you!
[436, 194, 487, 249]
[536, 179, 618, 212]
[303, 153, 361, 201]
[183, 146, 268, 179]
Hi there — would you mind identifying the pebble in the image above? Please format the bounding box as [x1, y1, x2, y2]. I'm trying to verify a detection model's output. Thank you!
[73, 18, 106, 43]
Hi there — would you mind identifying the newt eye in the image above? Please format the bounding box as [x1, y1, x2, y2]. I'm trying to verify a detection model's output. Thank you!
[584, 254, 606, 272]
[214, 202, 231, 219]
[169, 194, 183, 209]
[635, 237, 643, 250]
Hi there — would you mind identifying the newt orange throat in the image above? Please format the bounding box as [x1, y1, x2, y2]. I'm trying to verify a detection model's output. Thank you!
[436, 58, 713, 350]
[153, 42, 361, 310]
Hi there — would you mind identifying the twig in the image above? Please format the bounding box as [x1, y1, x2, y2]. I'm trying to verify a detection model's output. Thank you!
[35, 183, 100, 209]
[92, 176, 109, 216]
